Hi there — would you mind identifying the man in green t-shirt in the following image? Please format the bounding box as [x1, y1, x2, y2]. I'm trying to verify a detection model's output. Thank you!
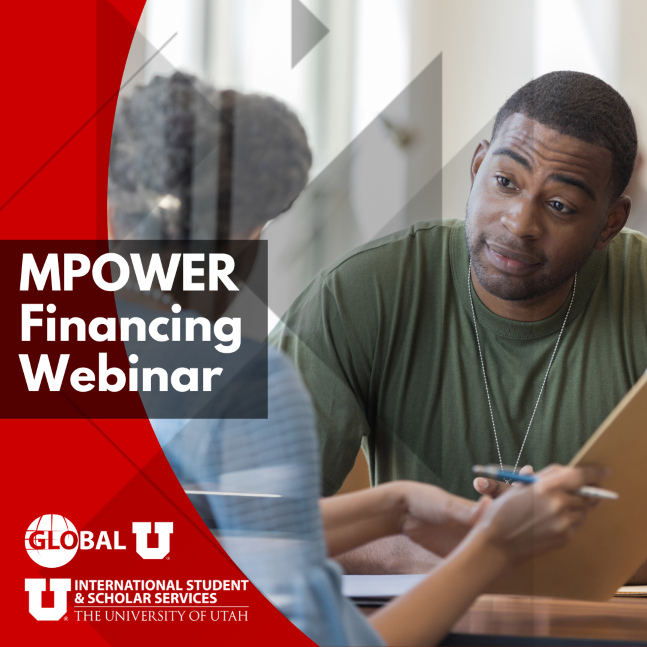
[270, 71, 647, 576]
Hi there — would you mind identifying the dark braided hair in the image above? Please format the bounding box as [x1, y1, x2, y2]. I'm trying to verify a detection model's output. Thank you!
[492, 71, 637, 201]
[108, 72, 312, 239]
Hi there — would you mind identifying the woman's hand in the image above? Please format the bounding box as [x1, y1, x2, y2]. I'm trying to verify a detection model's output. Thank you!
[471, 464, 607, 568]
[321, 481, 487, 559]
[370, 467, 607, 647]
[396, 481, 489, 557]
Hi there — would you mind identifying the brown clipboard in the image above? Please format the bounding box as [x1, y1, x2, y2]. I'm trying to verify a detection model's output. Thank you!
[487, 371, 647, 601]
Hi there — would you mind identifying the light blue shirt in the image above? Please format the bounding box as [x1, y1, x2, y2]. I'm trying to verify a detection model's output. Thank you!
[150, 348, 385, 646]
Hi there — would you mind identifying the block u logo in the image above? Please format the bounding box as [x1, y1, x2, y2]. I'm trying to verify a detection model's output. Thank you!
[25, 578, 71, 621]
[132, 522, 173, 559]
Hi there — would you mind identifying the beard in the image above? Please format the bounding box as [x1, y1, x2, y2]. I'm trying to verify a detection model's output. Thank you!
[464, 206, 595, 302]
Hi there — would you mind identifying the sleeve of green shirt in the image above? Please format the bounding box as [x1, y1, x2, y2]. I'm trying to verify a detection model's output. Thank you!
[270, 272, 372, 496]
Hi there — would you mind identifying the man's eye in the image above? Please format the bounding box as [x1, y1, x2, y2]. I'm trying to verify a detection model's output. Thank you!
[548, 200, 573, 214]
[496, 176, 515, 189]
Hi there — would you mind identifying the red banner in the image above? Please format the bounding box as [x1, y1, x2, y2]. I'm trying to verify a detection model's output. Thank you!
[1, 2, 312, 645]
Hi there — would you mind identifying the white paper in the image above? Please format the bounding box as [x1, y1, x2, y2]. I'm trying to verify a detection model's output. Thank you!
[342, 574, 426, 599]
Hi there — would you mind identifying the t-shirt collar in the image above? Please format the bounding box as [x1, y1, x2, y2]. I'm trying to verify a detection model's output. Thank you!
[450, 220, 606, 340]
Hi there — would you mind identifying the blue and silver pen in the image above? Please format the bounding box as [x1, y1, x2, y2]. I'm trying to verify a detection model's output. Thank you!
[471, 464, 619, 500]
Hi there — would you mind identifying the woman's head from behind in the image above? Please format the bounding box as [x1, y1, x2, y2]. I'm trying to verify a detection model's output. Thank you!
[108, 72, 312, 240]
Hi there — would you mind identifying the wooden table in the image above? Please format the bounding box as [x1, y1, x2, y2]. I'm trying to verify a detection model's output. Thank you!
[362, 595, 647, 645]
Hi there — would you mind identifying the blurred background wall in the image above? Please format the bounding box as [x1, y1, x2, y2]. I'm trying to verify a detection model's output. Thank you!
[122, 0, 647, 492]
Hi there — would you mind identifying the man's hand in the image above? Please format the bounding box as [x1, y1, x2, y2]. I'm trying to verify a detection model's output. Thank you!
[322, 480, 490, 573]
[335, 536, 444, 575]
[473, 464, 535, 497]
[473, 464, 605, 567]
[331, 482, 489, 574]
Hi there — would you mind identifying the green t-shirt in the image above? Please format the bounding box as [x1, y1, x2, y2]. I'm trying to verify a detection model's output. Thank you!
[270, 220, 647, 499]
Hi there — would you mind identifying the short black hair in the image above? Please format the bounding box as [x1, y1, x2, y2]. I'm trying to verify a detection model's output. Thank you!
[492, 71, 637, 201]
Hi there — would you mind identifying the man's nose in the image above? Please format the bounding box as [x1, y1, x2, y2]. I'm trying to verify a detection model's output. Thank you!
[501, 199, 542, 239]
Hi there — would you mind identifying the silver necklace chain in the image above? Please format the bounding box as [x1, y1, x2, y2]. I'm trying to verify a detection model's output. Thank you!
[467, 260, 577, 480]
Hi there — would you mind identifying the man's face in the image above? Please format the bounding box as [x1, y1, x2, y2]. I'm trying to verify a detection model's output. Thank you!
[465, 114, 620, 301]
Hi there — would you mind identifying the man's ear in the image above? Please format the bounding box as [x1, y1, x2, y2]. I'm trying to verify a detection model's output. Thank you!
[470, 140, 490, 186]
[595, 195, 631, 250]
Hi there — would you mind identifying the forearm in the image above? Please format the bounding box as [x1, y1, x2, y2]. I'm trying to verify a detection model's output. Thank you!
[370, 530, 509, 646]
[320, 483, 405, 557]
[335, 535, 444, 574]
[321, 480, 480, 571]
